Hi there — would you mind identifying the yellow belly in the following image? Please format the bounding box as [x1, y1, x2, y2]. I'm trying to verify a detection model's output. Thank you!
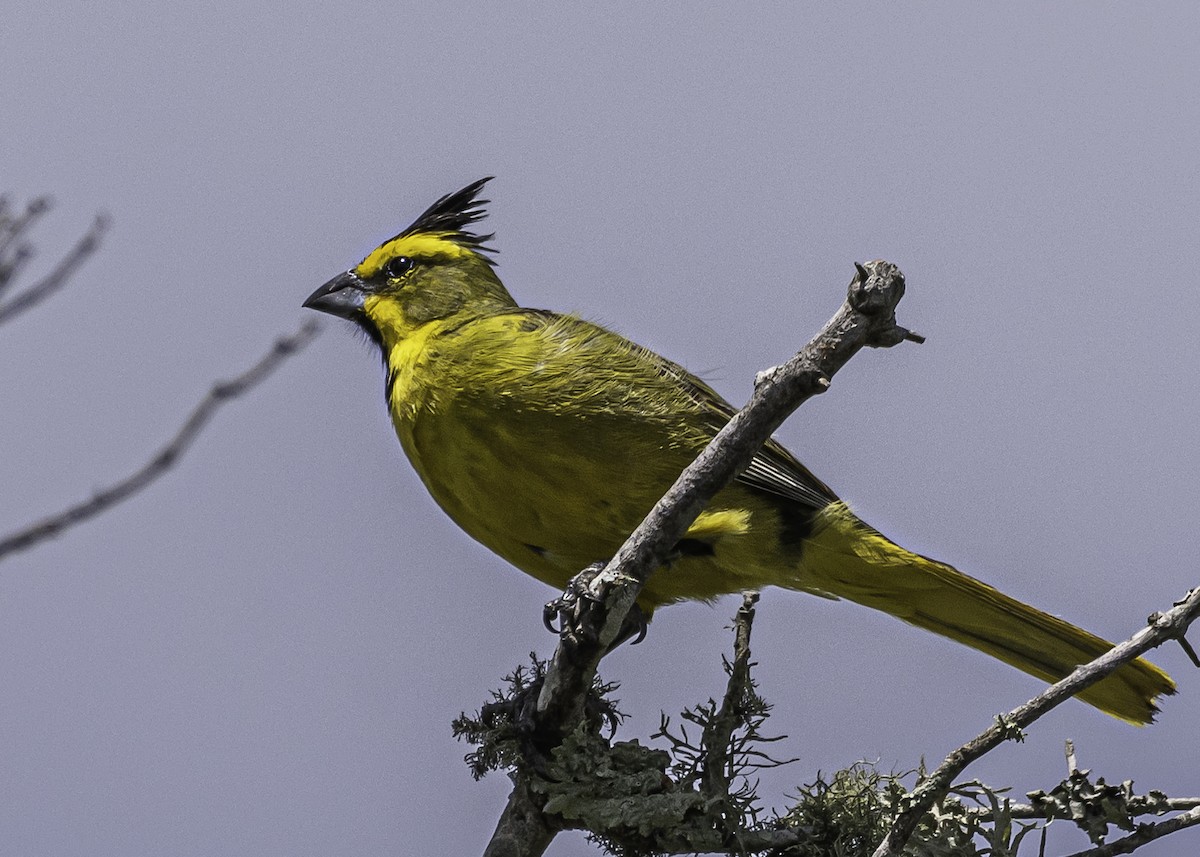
[394, 394, 792, 612]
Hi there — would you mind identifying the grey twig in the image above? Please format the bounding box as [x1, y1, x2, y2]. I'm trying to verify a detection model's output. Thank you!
[0, 204, 109, 325]
[1061, 805, 1200, 857]
[0, 196, 52, 297]
[484, 260, 918, 856]
[0, 320, 322, 562]
[701, 592, 759, 806]
[535, 260, 915, 735]
[871, 586, 1200, 857]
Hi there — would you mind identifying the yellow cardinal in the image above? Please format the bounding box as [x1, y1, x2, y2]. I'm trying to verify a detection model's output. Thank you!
[304, 178, 1173, 724]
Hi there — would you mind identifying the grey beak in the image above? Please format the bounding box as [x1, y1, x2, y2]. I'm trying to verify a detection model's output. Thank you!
[303, 271, 368, 320]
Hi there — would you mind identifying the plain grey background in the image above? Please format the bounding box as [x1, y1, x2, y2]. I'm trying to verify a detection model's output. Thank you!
[3, 3, 1197, 855]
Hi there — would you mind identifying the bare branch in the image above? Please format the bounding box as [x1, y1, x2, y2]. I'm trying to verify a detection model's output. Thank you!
[0, 196, 53, 296]
[0, 320, 322, 562]
[535, 261, 916, 737]
[0, 207, 109, 325]
[1061, 805, 1200, 857]
[485, 260, 917, 856]
[871, 586, 1200, 857]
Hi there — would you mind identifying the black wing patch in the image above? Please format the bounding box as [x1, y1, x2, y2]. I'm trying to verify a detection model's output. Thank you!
[739, 441, 837, 510]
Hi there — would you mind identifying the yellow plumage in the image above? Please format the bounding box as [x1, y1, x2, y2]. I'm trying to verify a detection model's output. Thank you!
[304, 178, 1174, 724]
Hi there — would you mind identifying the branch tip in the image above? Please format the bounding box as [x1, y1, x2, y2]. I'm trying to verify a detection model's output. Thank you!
[0, 204, 112, 326]
[0, 321, 321, 562]
[1177, 633, 1200, 669]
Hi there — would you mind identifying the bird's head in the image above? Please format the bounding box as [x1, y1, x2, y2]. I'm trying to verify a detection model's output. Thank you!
[304, 177, 514, 347]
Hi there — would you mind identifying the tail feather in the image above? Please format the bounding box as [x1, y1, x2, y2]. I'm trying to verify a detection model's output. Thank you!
[800, 503, 1175, 725]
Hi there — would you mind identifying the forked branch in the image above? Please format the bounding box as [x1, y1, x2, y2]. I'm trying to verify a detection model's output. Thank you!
[0, 199, 109, 325]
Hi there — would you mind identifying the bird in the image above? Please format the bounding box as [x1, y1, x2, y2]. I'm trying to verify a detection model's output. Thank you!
[304, 177, 1174, 724]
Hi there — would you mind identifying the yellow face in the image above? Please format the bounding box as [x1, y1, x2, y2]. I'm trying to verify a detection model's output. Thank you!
[305, 230, 514, 351]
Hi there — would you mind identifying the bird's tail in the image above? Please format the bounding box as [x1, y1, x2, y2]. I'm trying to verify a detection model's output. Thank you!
[797, 502, 1175, 725]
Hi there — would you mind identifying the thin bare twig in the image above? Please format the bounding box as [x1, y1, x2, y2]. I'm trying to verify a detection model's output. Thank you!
[0, 320, 322, 562]
[0, 208, 109, 325]
[0, 196, 53, 296]
[1061, 805, 1200, 857]
[871, 586, 1200, 857]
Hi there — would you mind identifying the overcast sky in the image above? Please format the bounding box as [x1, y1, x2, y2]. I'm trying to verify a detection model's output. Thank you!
[3, 3, 1198, 855]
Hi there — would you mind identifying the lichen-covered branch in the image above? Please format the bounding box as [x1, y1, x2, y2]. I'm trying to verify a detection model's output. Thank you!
[1061, 805, 1200, 857]
[466, 602, 1199, 856]
[1001, 796, 1200, 821]
[467, 594, 810, 855]
[483, 778, 556, 857]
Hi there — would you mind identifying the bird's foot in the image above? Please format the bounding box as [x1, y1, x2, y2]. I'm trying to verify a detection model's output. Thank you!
[543, 563, 606, 635]
[543, 562, 648, 651]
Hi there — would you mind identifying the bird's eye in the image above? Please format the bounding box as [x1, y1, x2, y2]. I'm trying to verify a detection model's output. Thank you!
[384, 256, 414, 279]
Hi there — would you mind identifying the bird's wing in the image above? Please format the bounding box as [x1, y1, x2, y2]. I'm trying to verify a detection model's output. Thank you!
[499, 308, 839, 513]
[650, 351, 838, 511]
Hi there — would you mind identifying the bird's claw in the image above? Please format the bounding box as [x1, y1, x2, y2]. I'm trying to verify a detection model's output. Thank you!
[541, 603, 559, 635]
[543, 563, 606, 635]
[542, 562, 649, 651]
[619, 606, 648, 647]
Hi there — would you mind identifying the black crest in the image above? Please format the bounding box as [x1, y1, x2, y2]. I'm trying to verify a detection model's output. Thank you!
[394, 177, 497, 254]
